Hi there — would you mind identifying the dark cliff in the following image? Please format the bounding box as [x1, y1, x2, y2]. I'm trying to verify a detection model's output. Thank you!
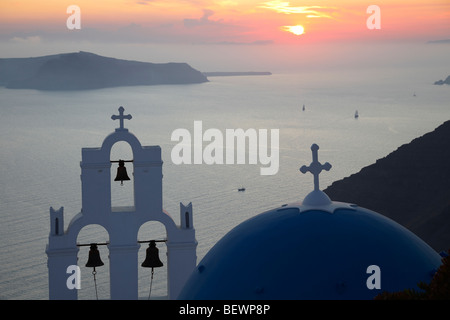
[324, 120, 450, 252]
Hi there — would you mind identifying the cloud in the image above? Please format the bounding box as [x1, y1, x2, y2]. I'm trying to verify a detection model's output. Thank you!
[136, 0, 154, 4]
[211, 40, 274, 45]
[10, 36, 42, 43]
[137, 0, 209, 5]
[184, 9, 222, 28]
[259, 1, 337, 19]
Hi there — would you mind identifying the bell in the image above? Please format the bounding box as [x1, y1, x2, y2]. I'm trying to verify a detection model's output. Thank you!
[141, 240, 163, 268]
[114, 160, 130, 185]
[85, 243, 104, 268]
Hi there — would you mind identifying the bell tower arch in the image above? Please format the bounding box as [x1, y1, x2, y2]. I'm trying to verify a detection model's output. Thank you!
[110, 141, 134, 208]
[46, 106, 197, 300]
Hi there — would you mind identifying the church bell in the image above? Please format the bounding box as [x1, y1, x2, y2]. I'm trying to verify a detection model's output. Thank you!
[141, 240, 163, 268]
[85, 243, 104, 268]
[114, 159, 130, 185]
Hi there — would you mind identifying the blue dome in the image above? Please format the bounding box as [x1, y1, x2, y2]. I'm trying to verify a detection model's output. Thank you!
[179, 144, 443, 300]
[178, 201, 442, 300]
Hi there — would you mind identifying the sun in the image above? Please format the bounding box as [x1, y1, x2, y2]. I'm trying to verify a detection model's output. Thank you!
[283, 25, 305, 36]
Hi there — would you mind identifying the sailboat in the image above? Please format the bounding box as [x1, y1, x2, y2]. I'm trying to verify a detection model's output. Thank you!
[354, 110, 359, 119]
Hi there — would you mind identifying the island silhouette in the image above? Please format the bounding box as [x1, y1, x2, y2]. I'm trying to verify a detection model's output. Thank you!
[0, 51, 208, 90]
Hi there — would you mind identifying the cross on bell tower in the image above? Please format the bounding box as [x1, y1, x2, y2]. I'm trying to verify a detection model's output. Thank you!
[111, 106, 132, 132]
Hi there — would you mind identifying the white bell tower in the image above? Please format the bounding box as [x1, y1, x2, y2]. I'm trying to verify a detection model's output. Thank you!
[46, 106, 197, 300]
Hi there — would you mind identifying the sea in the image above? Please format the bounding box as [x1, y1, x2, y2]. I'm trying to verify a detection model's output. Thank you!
[1, 64, 449, 300]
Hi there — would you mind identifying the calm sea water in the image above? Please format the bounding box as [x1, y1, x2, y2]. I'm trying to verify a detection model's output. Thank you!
[1, 66, 449, 299]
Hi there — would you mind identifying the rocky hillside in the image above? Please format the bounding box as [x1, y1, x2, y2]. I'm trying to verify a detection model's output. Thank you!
[324, 120, 450, 252]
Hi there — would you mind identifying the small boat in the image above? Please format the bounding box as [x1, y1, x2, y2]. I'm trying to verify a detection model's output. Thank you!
[238, 187, 246, 192]
[354, 110, 359, 119]
[302, 104, 305, 111]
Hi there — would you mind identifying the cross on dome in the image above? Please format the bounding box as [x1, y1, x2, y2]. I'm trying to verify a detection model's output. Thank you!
[111, 106, 132, 131]
[300, 144, 332, 191]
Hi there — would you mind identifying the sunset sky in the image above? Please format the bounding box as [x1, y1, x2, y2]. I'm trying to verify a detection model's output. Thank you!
[0, 1, 449, 70]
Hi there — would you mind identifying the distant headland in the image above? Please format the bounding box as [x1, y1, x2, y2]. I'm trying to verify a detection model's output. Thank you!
[434, 75, 450, 85]
[0, 51, 208, 90]
[203, 71, 272, 77]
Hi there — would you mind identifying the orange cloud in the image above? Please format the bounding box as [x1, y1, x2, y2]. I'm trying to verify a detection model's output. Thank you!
[259, 1, 339, 19]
